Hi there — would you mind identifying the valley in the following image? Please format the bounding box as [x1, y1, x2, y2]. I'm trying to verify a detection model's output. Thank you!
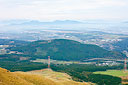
[0, 39, 126, 85]
[0, 36, 127, 85]
[1, 0, 128, 84]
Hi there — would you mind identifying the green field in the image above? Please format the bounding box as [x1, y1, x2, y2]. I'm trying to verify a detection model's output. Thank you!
[31, 59, 79, 64]
[31, 59, 93, 65]
[94, 70, 128, 77]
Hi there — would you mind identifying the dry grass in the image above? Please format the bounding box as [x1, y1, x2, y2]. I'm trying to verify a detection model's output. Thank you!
[28, 69, 90, 85]
[0, 67, 91, 85]
[15, 72, 58, 85]
[0, 67, 32, 85]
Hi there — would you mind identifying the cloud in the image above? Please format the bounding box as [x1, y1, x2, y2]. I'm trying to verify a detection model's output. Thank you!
[0, 0, 128, 21]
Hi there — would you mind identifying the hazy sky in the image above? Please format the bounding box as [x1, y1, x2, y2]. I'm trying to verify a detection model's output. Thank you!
[0, 0, 128, 21]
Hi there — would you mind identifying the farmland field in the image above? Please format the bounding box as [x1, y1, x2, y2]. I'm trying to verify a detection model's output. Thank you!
[31, 59, 89, 64]
[94, 70, 128, 77]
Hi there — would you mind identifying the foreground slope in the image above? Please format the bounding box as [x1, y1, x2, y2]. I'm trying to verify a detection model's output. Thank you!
[0, 67, 89, 85]
[0, 67, 32, 85]
[9, 39, 126, 61]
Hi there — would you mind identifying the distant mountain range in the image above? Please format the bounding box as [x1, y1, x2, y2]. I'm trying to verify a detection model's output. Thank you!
[1, 19, 128, 34]
[0, 19, 123, 25]
[1, 19, 124, 26]
[10, 20, 82, 26]
[9, 39, 126, 61]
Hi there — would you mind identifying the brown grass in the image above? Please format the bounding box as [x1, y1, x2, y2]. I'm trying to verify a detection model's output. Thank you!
[0, 67, 32, 85]
[0, 67, 91, 85]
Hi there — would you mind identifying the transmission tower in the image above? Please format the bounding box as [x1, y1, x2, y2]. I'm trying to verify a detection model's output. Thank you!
[48, 56, 50, 69]
[124, 58, 127, 72]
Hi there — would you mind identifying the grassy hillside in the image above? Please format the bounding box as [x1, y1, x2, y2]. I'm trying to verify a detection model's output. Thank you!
[9, 39, 126, 61]
[0, 67, 88, 85]
[0, 67, 33, 85]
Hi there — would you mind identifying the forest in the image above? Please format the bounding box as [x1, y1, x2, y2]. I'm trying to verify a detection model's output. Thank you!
[0, 60, 123, 85]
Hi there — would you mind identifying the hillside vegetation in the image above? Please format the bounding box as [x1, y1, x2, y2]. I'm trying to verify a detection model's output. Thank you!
[9, 39, 126, 61]
[0, 67, 88, 85]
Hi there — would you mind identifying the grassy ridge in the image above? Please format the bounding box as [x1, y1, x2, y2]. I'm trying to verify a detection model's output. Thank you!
[0, 67, 88, 85]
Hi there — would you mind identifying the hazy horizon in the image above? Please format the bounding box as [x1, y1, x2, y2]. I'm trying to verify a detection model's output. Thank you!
[0, 0, 128, 21]
[0, 0, 128, 34]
